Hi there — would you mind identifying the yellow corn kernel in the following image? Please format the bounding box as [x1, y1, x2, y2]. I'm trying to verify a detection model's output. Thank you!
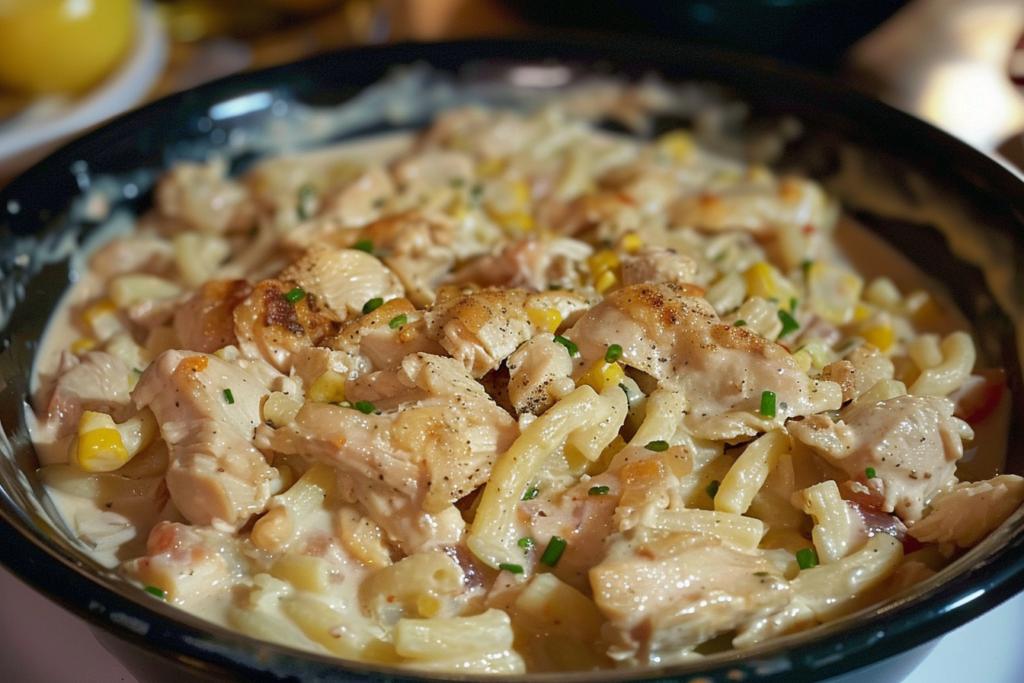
[618, 232, 643, 254]
[476, 157, 505, 177]
[588, 249, 620, 279]
[910, 295, 944, 326]
[82, 299, 122, 341]
[308, 370, 346, 404]
[496, 212, 534, 234]
[82, 299, 116, 325]
[527, 307, 563, 334]
[656, 130, 694, 163]
[852, 303, 871, 323]
[74, 411, 130, 473]
[70, 338, 95, 354]
[594, 269, 618, 294]
[743, 262, 796, 302]
[806, 261, 863, 325]
[861, 324, 894, 353]
[577, 360, 626, 393]
[791, 348, 813, 374]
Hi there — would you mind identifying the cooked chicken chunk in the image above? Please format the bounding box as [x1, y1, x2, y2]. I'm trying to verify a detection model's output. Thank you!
[909, 474, 1024, 550]
[620, 247, 699, 288]
[506, 335, 576, 416]
[591, 527, 790, 662]
[425, 288, 590, 377]
[233, 279, 337, 374]
[566, 283, 842, 440]
[133, 350, 280, 529]
[154, 158, 253, 234]
[789, 395, 970, 522]
[174, 279, 253, 354]
[258, 365, 519, 550]
[278, 245, 404, 322]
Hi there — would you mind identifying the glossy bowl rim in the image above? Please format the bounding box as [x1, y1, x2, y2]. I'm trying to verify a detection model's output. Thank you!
[2, 36, 1024, 683]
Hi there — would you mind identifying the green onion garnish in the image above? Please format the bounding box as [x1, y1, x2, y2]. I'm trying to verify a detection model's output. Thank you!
[778, 309, 800, 337]
[522, 486, 539, 501]
[389, 314, 407, 329]
[760, 390, 777, 418]
[705, 480, 720, 499]
[588, 485, 610, 496]
[362, 297, 384, 314]
[284, 287, 306, 304]
[470, 183, 484, 203]
[604, 344, 623, 363]
[354, 400, 376, 415]
[734, 319, 747, 327]
[297, 183, 316, 220]
[540, 536, 567, 567]
[865, 467, 877, 479]
[553, 335, 579, 357]
[222, 388, 234, 405]
[790, 297, 798, 312]
[517, 537, 535, 551]
[796, 548, 819, 570]
[498, 563, 524, 574]
[353, 239, 374, 253]
[801, 259, 813, 274]
[144, 585, 167, 599]
[645, 440, 669, 452]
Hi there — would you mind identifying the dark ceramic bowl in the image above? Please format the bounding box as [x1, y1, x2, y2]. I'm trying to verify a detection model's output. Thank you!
[2, 39, 1024, 683]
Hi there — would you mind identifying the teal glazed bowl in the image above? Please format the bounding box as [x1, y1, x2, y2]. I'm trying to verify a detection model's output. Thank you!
[1, 39, 1024, 683]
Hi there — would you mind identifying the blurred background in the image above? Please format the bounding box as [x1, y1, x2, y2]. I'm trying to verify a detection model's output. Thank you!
[0, 0, 1022, 182]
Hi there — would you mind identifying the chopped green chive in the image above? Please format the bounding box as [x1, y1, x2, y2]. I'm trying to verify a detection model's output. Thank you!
[778, 309, 800, 337]
[389, 314, 407, 329]
[796, 547, 819, 570]
[865, 467, 877, 479]
[604, 344, 623, 363]
[645, 440, 669, 452]
[362, 297, 384, 314]
[517, 537, 535, 551]
[588, 485, 610, 496]
[800, 259, 813, 274]
[548, 283, 564, 291]
[705, 480, 720, 499]
[470, 183, 484, 203]
[222, 388, 234, 405]
[522, 486, 539, 501]
[618, 382, 631, 397]
[760, 390, 777, 418]
[734, 319, 747, 327]
[297, 183, 316, 220]
[353, 238, 374, 253]
[540, 536, 568, 567]
[144, 585, 167, 599]
[354, 400, 376, 415]
[284, 287, 306, 304]
[553, 335, 579, 357]
[498, 563, 524, 574]
[790, 297, 798, 312]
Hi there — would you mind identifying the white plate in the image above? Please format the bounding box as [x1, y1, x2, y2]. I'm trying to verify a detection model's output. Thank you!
[0, 2, 168, 178]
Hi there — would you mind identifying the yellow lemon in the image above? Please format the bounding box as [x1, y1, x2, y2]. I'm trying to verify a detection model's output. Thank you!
[0, 0, 136, 94]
